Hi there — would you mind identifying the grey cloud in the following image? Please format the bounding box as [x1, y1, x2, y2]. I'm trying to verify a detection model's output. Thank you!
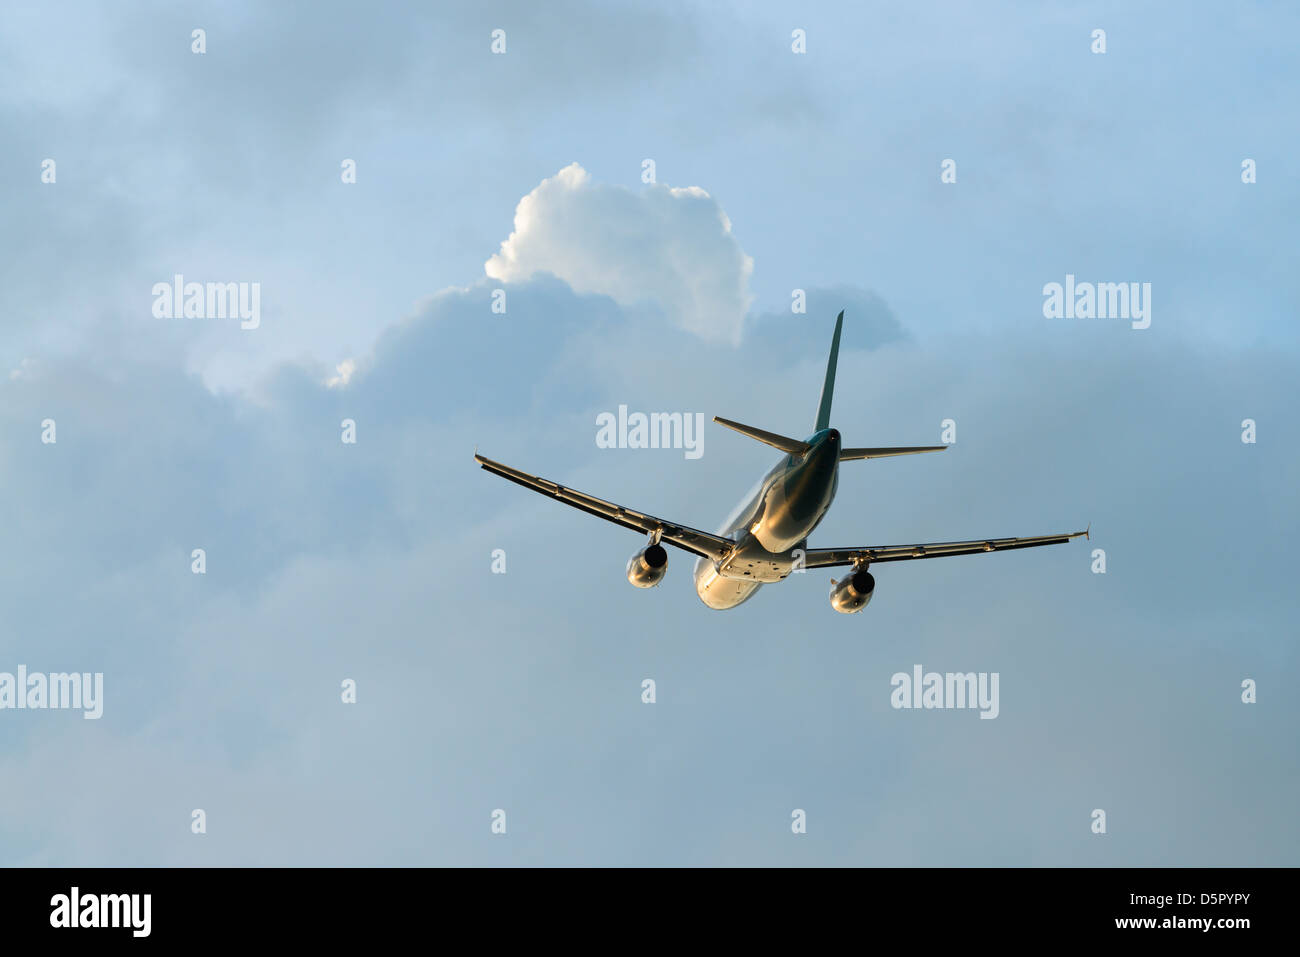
[0, 271, 1296, 864]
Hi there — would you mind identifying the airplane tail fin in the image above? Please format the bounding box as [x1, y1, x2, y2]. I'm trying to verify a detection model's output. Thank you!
[719, 311, 944, 463]
[814, 310, 844, 432]
[813, 310, 945, 462]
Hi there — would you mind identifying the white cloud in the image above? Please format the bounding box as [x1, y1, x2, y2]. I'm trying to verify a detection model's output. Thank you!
[326, 358, 356, 389]
[485, 163, 754, 343]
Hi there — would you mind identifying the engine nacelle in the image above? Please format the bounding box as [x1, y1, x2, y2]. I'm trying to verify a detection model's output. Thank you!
[627, 543, 668, 588]
[829, 567, 875, 613]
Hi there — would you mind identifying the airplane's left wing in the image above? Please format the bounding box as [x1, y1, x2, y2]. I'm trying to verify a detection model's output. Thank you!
[802, 529, 1088, 568]
[475, 453, 736, 562]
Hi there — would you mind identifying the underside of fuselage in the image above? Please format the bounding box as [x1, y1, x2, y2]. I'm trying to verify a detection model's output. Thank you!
[692, 560, 765, 609]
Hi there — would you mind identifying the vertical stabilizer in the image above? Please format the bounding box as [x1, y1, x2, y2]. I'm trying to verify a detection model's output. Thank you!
[814, 310, 844, 432]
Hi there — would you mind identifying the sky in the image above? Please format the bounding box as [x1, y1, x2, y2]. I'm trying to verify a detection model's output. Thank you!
[0, 0, 1296, 865]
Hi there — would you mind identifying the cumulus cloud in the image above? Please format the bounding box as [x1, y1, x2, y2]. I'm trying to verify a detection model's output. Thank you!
[485, 163, 754, 343]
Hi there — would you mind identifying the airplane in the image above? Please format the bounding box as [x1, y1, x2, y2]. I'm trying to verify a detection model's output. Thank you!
[474, 310, 1087, 612]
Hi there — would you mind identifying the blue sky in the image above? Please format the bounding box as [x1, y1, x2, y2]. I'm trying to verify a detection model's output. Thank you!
[0, 1, 1296, 865]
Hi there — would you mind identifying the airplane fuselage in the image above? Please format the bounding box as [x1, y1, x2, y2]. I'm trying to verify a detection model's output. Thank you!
[692, 428, 841, 609]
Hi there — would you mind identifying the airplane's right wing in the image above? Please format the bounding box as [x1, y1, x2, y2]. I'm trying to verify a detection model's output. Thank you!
[475, 453, 736, 562]
[802, 529, 1088, 568]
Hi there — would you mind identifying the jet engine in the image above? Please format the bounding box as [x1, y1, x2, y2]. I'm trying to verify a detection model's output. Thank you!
[829, 567, 875, 613]
[627, 543, 668, 588]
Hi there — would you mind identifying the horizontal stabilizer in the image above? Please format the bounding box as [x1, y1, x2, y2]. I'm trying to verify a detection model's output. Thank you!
[840, 445, 947, 461]
[713, 417, 810, 456]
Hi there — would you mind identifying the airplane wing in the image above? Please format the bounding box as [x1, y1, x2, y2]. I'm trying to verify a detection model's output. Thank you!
[475, 453, 736, 562]
[802, 529, 1088, 568]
